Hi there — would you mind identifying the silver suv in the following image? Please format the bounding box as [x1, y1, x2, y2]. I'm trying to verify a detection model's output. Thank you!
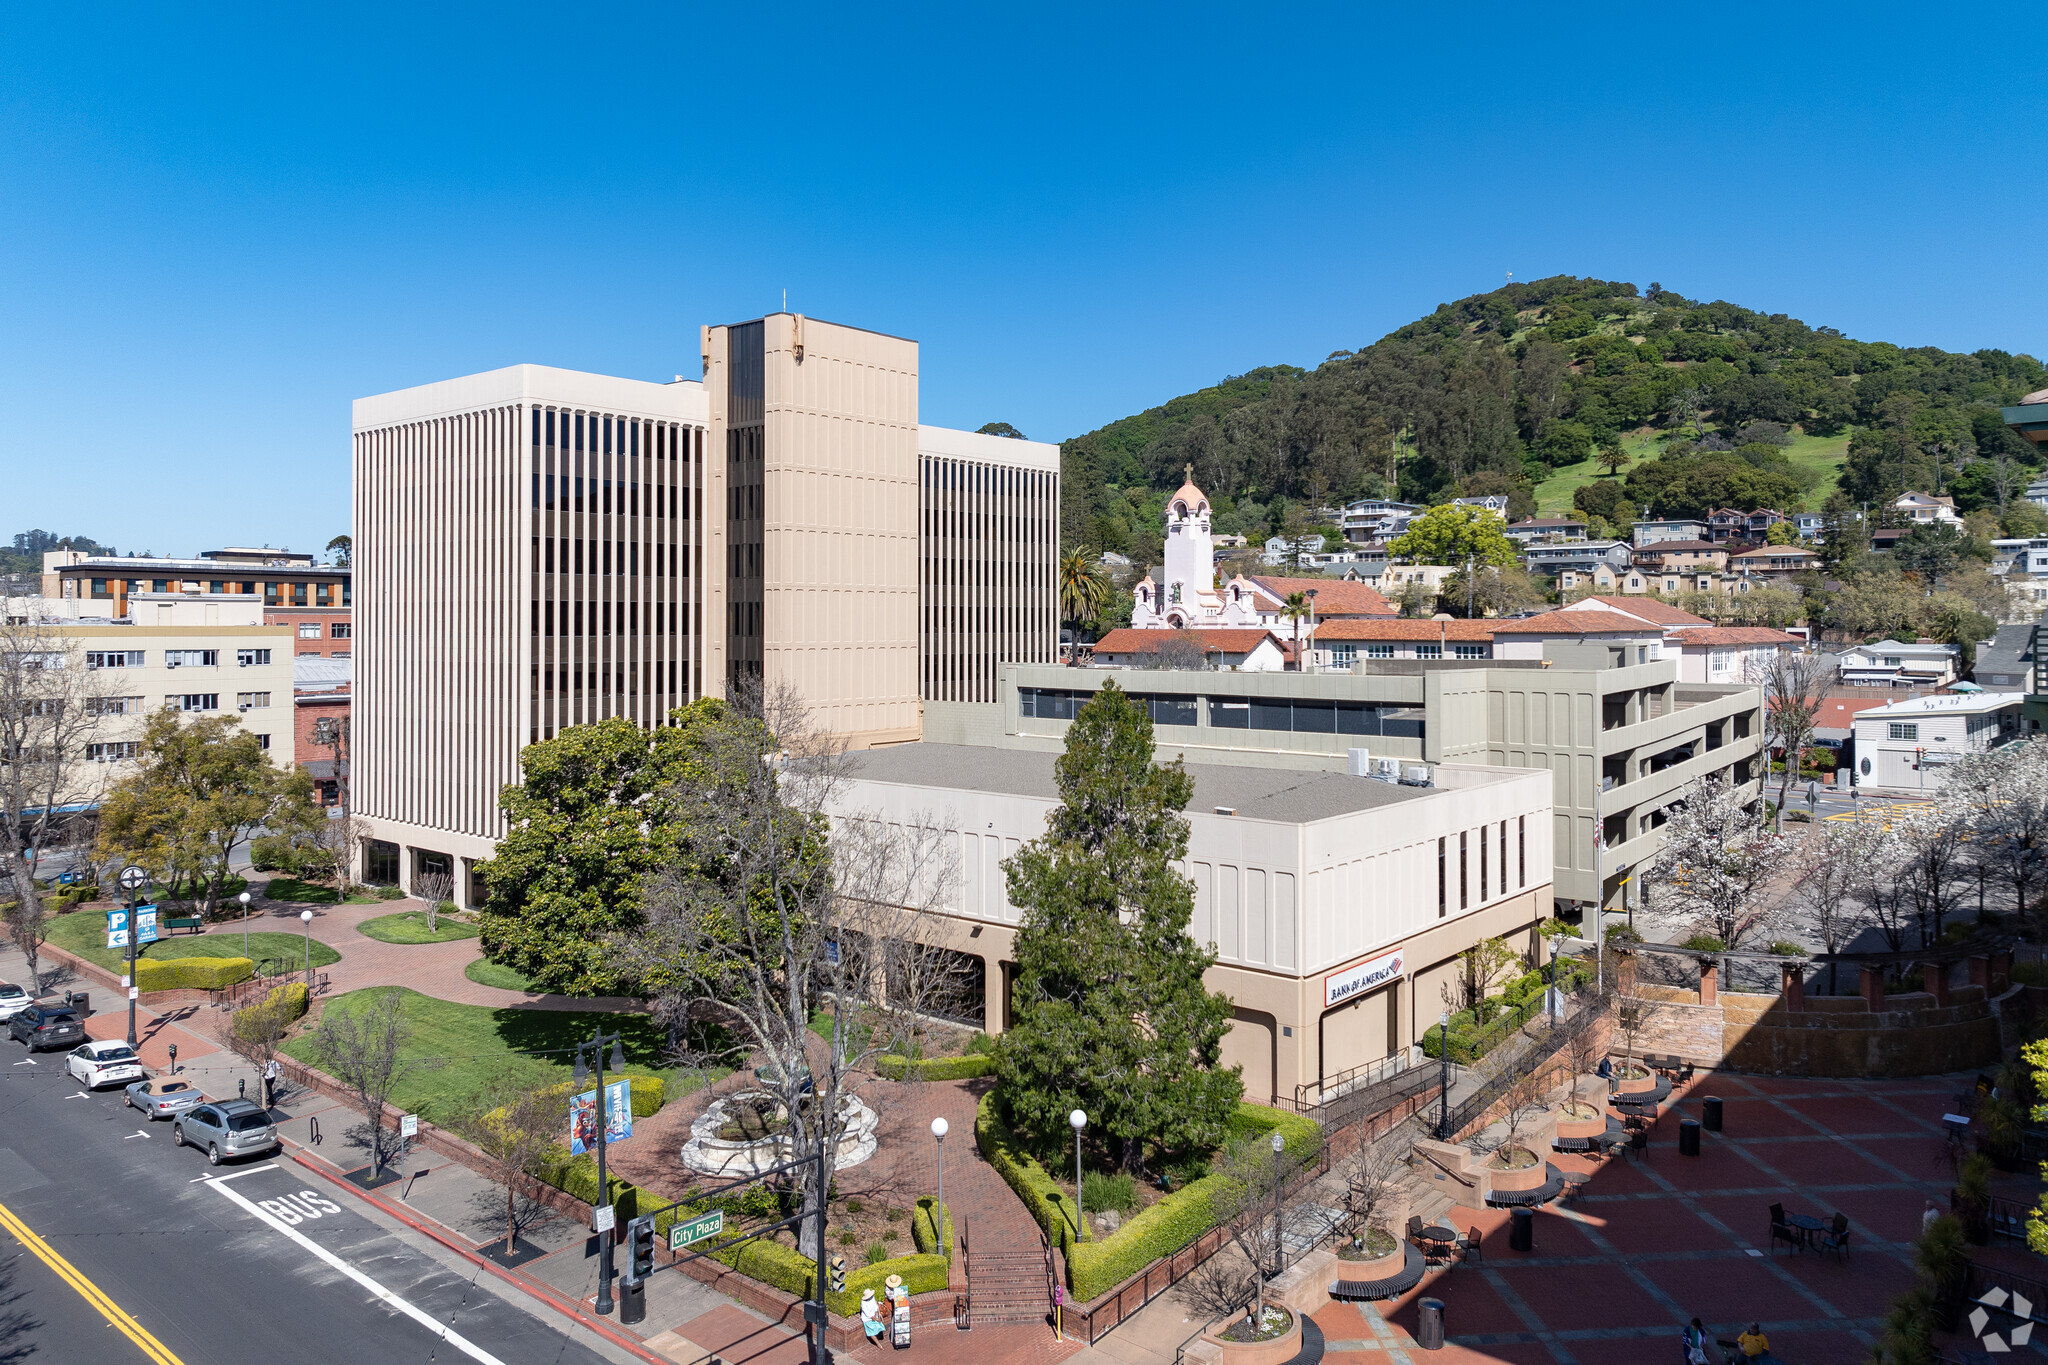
[173, 1099, 280, 1165]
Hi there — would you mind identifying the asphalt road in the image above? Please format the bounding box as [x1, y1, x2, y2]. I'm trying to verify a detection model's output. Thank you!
[0, 1046, 632, 1365]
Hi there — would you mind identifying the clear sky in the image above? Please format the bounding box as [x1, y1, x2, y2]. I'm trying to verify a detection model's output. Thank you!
[3, 4, 2043, 557]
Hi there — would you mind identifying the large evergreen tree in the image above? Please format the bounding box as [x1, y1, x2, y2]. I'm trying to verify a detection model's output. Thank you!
[994, 681, 1240, 1170]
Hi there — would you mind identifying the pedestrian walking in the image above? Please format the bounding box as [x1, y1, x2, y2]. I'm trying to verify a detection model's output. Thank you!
[263, 1057, 279, 1109]
[1682, 1316, 1708, 1364]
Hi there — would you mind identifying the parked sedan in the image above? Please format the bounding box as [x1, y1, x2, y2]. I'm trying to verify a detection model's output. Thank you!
[173, 1099, 279, 1166]
[0, 983, 30, 1022]
[9, 1005, 83, 1051]
[125, 1075, 205, 1119]
[67, 1040, 143, 1090]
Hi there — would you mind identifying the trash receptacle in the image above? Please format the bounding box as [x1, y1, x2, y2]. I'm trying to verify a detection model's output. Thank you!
[1416, 1297, 1445, 1350]
[1702, 1095, 1723, 1132]
[1679, 1118, 1701, 1156]
[1509, 1206, 1533, 1252]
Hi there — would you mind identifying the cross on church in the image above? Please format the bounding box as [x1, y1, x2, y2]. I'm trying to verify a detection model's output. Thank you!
[1185, 463, 1194, 483]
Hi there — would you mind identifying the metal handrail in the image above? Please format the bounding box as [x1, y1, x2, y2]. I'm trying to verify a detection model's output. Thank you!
[1174, 1317, 1220, 1365]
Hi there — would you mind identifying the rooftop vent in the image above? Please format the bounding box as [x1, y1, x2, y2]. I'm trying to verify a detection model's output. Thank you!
[1214, 806, 1237, 816]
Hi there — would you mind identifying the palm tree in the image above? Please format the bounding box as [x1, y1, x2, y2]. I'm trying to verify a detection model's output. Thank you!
[1596, 443, 1630, 478]
[1280, 591, 1312, 664]
[1057, 549, 1110, 642]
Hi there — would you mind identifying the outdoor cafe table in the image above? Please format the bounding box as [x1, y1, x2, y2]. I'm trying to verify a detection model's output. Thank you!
[1416, 1224, 1458, 1261]
[1785, 1212, 1827, 1249]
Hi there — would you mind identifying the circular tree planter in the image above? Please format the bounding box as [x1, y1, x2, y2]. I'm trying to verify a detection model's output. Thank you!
[1487, 1146, 1546, 1194]
[1613, 1065, 1657, 1096]
[681, 1090, 879, 1176]
[1336, 1229, 1403, 1280]
[1203, 1306, 1299, 1365]
[1555, 1102, 1605, 1143]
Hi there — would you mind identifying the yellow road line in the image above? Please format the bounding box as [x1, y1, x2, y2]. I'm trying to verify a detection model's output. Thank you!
[0, 1197, 184, 1365]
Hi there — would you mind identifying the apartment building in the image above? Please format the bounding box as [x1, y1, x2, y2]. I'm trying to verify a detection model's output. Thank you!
[7, 596, 293, 796]
[44, 548, 349, 620]
[352, 316, 1059, 900]
[833, 741, 1554, 1105]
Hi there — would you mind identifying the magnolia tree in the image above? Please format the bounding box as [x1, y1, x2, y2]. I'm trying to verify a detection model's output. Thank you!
[1891, 804, 1976, 947]
[1953, 741, 2048, 936]
[1797, 819, 1877, 993]
[1656, 776, 1796, 950]
[1746, 647, 1835, 832]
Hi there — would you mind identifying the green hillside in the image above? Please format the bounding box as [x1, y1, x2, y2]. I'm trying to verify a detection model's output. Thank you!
[1061, 277, 2043, 559]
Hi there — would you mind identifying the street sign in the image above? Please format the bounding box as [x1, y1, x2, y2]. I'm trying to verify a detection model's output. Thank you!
[668, 1210, 723, 1251]
[106, 908, 128, 950]
[400, 1114, 418, 1139]
[593, 1205, 616, 1234]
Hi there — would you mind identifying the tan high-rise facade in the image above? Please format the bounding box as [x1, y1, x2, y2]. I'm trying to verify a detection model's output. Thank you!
[352, 317, 1057, 900]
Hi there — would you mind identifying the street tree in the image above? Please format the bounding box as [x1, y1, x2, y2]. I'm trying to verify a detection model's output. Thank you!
[1388, 504, 1517, 569]
[477, 702, 756, 996]
[996, 680, 1241, 1172]
[1796, 820, 1877, 994]
[1442, 563, 1544, 618]
[312, 988, 437, 1179]
[1893, 805, 1976, 947]
[0, 617, 108, 988]
[1656, 776, 1797, 950]
[95, 710, 317, 921]
[1954, 742, 2048, 935]
[1746, 647, 1834, 831]
[457, 1070, 566, 1256]
[1393, 580, 1435, 618]
[1179, 1130, 1315, 1326]
[614, 681, 959, 1262]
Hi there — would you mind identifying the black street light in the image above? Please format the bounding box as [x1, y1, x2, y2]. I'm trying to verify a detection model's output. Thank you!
[116, 865, 149, 1047]
[574, 1028, 628, 1316]
[1437, 1008, 1451, 1139]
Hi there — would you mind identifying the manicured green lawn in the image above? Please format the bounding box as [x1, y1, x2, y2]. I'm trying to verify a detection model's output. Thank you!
[261, 876, 387, 906]
[358, 911, 478, 944]
[1532, 426, 1852, 518]
[46, 911, 341, 975]
[464, 958, 539, 992]
[280, 987, 688, 1125]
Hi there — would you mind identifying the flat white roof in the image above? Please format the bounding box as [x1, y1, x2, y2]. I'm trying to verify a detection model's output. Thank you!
[354, 364, 709, 429]
[1853, 692, 2022, 719]
[916, 425, 1060, 472]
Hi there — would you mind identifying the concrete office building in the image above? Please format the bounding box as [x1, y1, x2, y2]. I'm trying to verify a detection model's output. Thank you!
[835, 742, 1553, 1105]
[351, 316, 1058, 899]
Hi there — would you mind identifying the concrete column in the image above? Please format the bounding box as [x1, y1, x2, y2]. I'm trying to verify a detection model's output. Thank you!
[455, 858, 476, 912]
[1992, 952, 2013, 994]
[1699, 959, 1718, 1006]
[982, 955, 1006, 1035]
[1860, 964, 1887, 1013]
[1617, 951, 1638, 995]
[400, 845, 418, 898]
[1780, 964, 1805, 1012]
[1968, 955, 1990, 991]
[1923, 961, 1949, 1007]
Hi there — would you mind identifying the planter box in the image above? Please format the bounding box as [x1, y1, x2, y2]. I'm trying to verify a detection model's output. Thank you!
[1614, 1070, 1657, 1096]
[1555, 1107, 1605, 1140]
[1332, 1245, 1403, 1280]
[1269, 1247, 1334, 1318]
[1202, 1310, 1301, 1365]
[1486, 1152, 1547, 1194]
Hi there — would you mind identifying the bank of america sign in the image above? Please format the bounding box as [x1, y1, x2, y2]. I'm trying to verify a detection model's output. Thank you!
[1324, 948, 1404, 1008]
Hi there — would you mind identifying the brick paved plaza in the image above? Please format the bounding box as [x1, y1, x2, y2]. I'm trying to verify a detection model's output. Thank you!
[1313, 1071, 1959, 1364]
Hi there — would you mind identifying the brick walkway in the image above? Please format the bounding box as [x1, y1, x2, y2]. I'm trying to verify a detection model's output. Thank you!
[1311, 1071, 1970, 1364]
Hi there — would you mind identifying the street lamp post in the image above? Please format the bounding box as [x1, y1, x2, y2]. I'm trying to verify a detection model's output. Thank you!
[239, 890, 252, 959]
[299, 909, 315, 986]
[931, 1116, 949, 1254]
[1268, 1130, 1286, 1283]
[1437, 1009, 1450, 1139]
[575, 1028, 628, 1316]
[1068, 1109, 1087, 1230]
[117, 865, 148, 1047]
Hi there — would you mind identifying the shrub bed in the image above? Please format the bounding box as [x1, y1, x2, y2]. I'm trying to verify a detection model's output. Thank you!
[975, 1091, 1086, 1250]
[135, 956, 253, 992]
[1421, 964, 1593, 1063]
[876, 1053, 993, 1081]
[911, 1197, 954, 1261]
[264, 981, 310, 1022]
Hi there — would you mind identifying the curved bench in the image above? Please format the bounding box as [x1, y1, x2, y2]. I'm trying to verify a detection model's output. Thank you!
[1329, 1243, 1426, 1301]
[1611, 1076, 1673, 1112]
[1487, 1162, 1566, 1207]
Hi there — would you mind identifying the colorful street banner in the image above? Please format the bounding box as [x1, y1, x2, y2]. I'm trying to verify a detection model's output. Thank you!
[568, 1079, 633, 1156]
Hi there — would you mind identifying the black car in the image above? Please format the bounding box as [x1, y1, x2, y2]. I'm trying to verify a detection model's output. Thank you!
[9, 1005, 84, 1051]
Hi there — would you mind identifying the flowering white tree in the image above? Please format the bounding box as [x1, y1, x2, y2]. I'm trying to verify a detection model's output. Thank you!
[1746, 647, 1835, 833]
[1892, 804, 1977, 947]
[1656, 776, 1797, 949]
[1796, 819, 1878, 992]
[1953, 740, 2048, 931]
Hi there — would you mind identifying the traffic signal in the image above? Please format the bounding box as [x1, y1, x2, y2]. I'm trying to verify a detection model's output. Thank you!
[627, 1217, 656, 1281]
[829, 1254, 846, 1294]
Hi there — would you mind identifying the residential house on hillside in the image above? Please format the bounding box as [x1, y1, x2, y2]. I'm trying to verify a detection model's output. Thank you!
[1339, 498, 1420, 543]
[1263, 533, 1325, 565]
[1972, 624, 2036, 692]
[1666, 625, 1797, 685]
[1893, 492, 1963, 526]
[1728, 545, 1822, 579]
[1313, 617, 1496, 667]
[1633, 518, 1707, 547]
[1379, 564, 1458, 599]
[1634, 540, 1728, 574]
[1794, 513, 1825, 542]
[1451, 494, 1510, 516]
[1703, 508, 1787, 544]
[1837, 639, 1961, 688]
[1525, 540, 1632, 579]
[1505, 516, 1588, 545]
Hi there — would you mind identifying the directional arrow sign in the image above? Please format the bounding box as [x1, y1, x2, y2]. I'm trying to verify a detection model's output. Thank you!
[669, 1210, 723, 1251]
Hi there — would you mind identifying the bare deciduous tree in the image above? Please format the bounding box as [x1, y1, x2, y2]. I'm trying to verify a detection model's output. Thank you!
[1142, 631, 1211, 672]
[1343, 1136, 1403, 1247]
[311, 988, 435, 1178]
[1746, 647, 1834, 832]
[1491, 1062, 1551, 1159]
[456, 1070, 565, 1256]
[612, 681, 958, 1262]
[1181, 1132, 1314, 1326]
[413, 870, 453, 932]
[0, 617, 108, 988]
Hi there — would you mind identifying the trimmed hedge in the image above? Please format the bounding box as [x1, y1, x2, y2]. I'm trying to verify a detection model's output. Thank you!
[264, 981, 310, 1022]
[135, 956, 253, 992]
[975, 1090, 1086, 1250]
[876, 1054, 994, 1082]
[1421, 964, 1593, 1064]
[912, 1197, 954, 1261]
[1066, 1104, 1324, 1302]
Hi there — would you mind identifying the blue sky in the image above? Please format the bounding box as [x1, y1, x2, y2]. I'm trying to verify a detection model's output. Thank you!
[3, 4, 2043, 556]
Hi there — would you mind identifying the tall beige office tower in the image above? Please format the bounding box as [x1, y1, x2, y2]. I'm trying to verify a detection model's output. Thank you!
[352, 316, 1058, 900]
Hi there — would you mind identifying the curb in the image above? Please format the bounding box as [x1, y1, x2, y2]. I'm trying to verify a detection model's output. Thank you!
[286, 1147, 672, 1365]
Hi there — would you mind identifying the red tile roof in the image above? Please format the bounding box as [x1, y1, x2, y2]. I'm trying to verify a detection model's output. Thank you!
[1092, 628, 1279, 655]
[1569, 596, 1712, 626]
[1246, 576, 1395, 617]
[1667, 627, 1800, 646]
[1314, 618, 1497, 641]
[1491, 609, 1660, 635]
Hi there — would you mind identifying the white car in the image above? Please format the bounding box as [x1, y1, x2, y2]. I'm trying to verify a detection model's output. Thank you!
[0, 983, 29, 1022]
[67, 1040, 144, 1090]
